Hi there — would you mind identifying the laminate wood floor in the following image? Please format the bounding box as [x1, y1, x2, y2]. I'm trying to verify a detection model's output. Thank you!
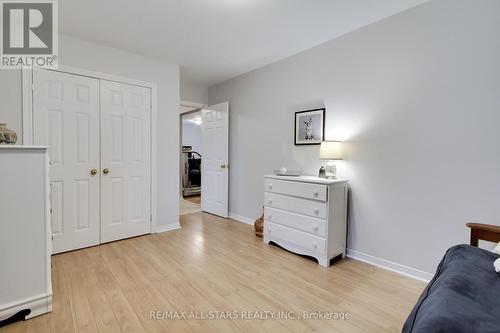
[2, 212, 426, 333]
[184, 196, 201, 205]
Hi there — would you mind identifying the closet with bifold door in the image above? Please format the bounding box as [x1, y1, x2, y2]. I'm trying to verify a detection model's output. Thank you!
[32, 68, 152, 254]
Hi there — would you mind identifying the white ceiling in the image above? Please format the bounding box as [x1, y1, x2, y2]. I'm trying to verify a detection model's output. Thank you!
[60, 0, 427, 87]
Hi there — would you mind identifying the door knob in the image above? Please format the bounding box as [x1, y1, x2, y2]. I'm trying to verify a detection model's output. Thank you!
[90, 169, 97, 176]
[103, 168, 110, 175]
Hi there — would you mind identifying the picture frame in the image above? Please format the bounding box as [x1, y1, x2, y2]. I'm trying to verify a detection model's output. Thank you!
[294, 108, 325, 145]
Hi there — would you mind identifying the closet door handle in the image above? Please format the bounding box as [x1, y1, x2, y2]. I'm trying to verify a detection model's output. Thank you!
[103, 168, 110, 175]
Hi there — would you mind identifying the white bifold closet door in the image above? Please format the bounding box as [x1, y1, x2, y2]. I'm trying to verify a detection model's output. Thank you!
[33, 69, 151, 253]
[100, 80, 151, 243]
[33, 69, 101, 254]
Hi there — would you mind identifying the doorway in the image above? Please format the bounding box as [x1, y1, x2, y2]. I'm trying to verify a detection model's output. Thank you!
[180, 109, 203, 215]
[179, 101, 229, 218]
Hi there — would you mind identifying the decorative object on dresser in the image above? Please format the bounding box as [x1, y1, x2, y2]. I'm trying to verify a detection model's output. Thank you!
[273, 166, 302, 177]
[319, 141, 343, 179]
[0, 123, 17, 144]
[294, 108, 325, 145]
[0, 146, 52, 326]
[263, 175, 348, 267]
[254, 210, 264, 238]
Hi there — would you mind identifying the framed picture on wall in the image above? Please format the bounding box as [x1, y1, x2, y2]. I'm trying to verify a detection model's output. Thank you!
[294, 108, 325, 145]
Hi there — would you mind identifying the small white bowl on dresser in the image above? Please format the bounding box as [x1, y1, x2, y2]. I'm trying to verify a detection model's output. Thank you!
[263, 175, 348, 267]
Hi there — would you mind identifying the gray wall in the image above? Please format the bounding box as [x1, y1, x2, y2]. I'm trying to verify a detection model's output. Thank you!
[182, 120, 202, 156]
[208, 0, 500, 274]
[0, 34, 180, 228]
[180, 80, 208, 105]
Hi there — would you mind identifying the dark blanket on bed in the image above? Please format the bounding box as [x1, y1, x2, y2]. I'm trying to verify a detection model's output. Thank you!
[402, 244, 500, 333]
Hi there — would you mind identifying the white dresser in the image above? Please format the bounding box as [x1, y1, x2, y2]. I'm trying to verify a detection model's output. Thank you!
[263, 175, 348, 267]
[0, 146, 52, 322]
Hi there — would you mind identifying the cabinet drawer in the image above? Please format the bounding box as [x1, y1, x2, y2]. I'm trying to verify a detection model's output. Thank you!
[264, 178, 327, 202]
[264, 221, 326, 255]
[264, 192, 327, 219]
[264, 207, 327, 237]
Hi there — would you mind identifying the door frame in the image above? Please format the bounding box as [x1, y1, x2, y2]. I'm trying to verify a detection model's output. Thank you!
[21, 65, 159, 233]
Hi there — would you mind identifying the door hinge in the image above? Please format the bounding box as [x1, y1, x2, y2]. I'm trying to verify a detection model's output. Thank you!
[31, 84, 35, 92]
[150, 214, 152, 222]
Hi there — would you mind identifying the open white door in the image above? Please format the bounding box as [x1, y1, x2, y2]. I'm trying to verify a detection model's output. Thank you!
[201, 102, 229, 218]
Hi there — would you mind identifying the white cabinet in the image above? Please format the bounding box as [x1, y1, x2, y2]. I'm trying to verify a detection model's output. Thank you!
[0, 147, 52, 321]
[263, 175, 348, 267]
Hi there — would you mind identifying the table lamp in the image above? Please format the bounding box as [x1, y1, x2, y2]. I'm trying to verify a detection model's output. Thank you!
[319, 141, 343, 179]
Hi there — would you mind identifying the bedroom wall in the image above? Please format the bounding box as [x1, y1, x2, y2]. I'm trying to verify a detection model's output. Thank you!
[208, 0, 500, 276]
[180, 80, 208, 105]
[182, 119, 203, 156]
[0, 34, 180, 229]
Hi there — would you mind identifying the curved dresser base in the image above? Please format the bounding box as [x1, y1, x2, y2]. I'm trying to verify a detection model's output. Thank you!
[264, 235, 329, 267]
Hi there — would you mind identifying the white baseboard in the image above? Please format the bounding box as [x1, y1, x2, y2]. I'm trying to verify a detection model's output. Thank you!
[346, 249, 433, 282]
[225, 212, 433, 283]
[228, 212, 254, 225]
[155, 223, 181, 234]
[0, 293, 52, 321]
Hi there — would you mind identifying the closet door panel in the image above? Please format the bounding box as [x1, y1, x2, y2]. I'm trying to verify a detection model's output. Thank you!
[33, 69, 100, 254]
[100, 80, 151, 242]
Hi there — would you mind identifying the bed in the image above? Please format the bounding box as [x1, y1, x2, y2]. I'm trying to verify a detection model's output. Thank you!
[402, 223, 500, 333]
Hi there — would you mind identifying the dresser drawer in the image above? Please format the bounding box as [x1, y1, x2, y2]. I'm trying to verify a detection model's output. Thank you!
[264, 178, 327, 202]
[264, 192, 327, 219]
[264, 207, 327, 237]
[264, 221, 326, 255]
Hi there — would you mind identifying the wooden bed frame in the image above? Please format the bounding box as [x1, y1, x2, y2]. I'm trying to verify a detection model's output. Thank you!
[466, 223, 500, 246]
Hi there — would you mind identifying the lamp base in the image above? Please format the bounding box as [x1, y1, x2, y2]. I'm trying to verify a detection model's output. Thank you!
[325, 161, 337, 179]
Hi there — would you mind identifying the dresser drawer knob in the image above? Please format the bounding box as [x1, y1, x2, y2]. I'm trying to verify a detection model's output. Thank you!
[312, 242, 318, 249]
[267, 228, 272, 234]
[267, 214, 273, 220]
[268, 184, 273, 190]
[313, 225, 319, 232]
[313, 191, 319, 197]
[268, 200, 273, 205]
[313, 209, 319, 215]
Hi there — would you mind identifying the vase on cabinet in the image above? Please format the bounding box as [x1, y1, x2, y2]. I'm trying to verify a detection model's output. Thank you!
[0, 123, 17, 144]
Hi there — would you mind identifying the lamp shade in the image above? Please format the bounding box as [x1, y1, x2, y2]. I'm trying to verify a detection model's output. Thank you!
[319, 141, 343, 160]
